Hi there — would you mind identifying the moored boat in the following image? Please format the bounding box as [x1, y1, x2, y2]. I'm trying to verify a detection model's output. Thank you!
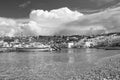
[96, 47, 120, 50]
[104, 47, 120, 50]
[16, 47, 52, 52]
[0, 47, 8, 52]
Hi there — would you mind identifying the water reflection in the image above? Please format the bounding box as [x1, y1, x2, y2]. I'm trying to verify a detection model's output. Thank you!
[85, 49, 97, 63]
[0, 49, 119, 79]
[52, 49, 98, 64]
[68, 56, 74, 63]
[68, 49, 74, 54]
[67, 49, 75, 63]
[53, 54, 69, 63]
[86, 54, 96, 63]
[86, 48, 92, 53]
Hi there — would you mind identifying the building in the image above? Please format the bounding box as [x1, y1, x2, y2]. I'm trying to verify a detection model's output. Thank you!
[68, 42, 74, 48]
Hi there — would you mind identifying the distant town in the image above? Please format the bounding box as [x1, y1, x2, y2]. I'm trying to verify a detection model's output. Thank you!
[0, 32, 120, 52]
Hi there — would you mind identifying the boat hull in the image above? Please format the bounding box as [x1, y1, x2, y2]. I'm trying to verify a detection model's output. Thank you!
[16, 48, 51, 52]
[104, 47, 120, 50]
[96, 47, 120, 50]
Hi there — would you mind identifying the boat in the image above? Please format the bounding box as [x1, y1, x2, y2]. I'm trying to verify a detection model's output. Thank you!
[96, 47, 120, 50]
[16, 47, 52, 52]
[0, 47, 17, 53]
[0, 47, 8, 52]
[104, 47, 120, 50]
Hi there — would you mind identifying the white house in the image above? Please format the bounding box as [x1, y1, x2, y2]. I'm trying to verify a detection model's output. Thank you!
[3, 42, 10, 47]
[84, 41, 96, 48]
[68, 42, 74, 48]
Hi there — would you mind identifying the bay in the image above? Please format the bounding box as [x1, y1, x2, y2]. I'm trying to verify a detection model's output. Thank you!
[0, 49, 119, 80]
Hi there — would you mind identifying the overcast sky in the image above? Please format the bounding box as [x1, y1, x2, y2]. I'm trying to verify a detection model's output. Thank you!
[0, 0, 119, 18]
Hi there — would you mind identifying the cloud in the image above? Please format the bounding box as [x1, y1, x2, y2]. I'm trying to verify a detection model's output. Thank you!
[30, 7, 83, 22]
[65, 7, 120, 35]
[27, 7, 83, 35]
[0, 17, 21, 37]
[19, 1, 31, 8]
[90, 0, 115, 6]
[27, 7, 120, 36]
[0, 7, 82, 36]
[1, 7, 120, 36]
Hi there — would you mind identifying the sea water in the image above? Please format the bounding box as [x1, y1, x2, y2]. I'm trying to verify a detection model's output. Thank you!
[0, 49, 119, 80]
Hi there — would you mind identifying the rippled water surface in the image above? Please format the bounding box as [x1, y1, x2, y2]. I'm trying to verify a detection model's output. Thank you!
[0, 49, 120, 80]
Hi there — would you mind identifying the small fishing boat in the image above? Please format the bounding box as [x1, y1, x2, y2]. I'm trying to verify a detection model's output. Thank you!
[0, 47, 8, 52]
[16, 47, 52, 52]
[96, 47, 120, 50]
[104, 47, 120, 50]
[0, 47, 16, 52]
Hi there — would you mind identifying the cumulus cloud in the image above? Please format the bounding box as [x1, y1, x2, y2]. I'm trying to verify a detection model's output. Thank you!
[27, 7, 120, 36]
[1, 7, 120, 36]
[0, 17, 21, 37]
[65, 7, 120, 35]
[0, 7, 83, 36]
[30, 7, 82, 22]
[27, 7, 83, 35]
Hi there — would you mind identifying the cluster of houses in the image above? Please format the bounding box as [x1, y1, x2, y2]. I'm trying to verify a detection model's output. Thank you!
[0, 38, 50, 48]
[68, 34, 120, 48]
[0, 33, 120, 50]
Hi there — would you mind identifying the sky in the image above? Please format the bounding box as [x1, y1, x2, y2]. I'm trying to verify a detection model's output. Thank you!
[0, 0, 120, 36]
[0, 0, 119, 18]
